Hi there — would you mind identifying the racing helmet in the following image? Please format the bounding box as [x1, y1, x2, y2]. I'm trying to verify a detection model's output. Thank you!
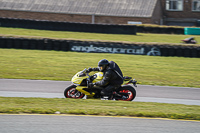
[98, 59, 109, 72]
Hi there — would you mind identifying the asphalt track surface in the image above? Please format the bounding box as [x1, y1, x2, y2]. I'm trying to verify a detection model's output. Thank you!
[0, 114, 200, 133]
[1, 79, 200, 132]
[0, 79, 200, 105]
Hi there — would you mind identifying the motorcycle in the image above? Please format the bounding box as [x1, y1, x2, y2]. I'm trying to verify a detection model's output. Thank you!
[64, 68, 137, 101]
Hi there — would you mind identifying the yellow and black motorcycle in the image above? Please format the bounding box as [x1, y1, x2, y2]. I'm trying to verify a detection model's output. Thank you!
[64, 68, 137, 101]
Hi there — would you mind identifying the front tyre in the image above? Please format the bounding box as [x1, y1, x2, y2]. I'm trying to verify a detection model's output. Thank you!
[64, 85, 85, 99]
[116, 85, 136, 101]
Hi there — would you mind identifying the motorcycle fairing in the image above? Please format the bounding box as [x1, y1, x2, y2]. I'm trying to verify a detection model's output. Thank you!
[71, 70, 104, 85]
[71, 71, 88, 85]
[76, 86, 95, 97]
[92, 72, 104, 83]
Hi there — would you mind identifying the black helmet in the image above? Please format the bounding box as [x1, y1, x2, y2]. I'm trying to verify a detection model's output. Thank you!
[98, 59, 109, 72]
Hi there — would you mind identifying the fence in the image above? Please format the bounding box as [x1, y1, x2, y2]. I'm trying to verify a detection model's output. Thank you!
[0, 17, 186, 34]
[0, 18, 136, 35]
[0, 37, 199, 58]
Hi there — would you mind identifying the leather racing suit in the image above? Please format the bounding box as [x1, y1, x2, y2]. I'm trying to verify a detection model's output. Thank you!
[89, 61, 123, 97]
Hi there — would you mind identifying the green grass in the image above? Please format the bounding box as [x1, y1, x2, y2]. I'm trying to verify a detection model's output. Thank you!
[1, 28, 200, 119]
[0, 49, 200, 88]
[0, 97, 199, 120]
[0, 27, 200, 44]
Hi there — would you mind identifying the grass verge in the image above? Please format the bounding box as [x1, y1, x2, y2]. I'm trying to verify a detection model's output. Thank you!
[0, 27, 200, 44]
[0, 97, 199, 121]
[1, 49, 200, 88]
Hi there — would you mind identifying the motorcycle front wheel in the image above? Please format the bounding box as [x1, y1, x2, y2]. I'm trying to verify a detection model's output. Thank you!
[116, 85, 136, 101]
[64, 85, 85, 99]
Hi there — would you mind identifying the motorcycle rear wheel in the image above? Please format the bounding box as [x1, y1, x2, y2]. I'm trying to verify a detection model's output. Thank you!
[64, 85, 85, 99]
[116, 85, 136, 101]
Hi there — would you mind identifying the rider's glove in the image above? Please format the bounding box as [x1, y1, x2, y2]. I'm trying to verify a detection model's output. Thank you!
[86, 67, 93, 73]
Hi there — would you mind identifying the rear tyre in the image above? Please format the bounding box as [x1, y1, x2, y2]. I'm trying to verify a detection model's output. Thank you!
[116, 85, 136, 101]
[64, 85, 85, 99]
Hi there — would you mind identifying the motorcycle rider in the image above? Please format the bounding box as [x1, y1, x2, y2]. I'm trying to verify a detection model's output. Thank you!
[87, 59, 124, 99]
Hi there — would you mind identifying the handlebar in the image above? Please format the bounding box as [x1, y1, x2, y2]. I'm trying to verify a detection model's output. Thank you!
[81, 68, 92, 81]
